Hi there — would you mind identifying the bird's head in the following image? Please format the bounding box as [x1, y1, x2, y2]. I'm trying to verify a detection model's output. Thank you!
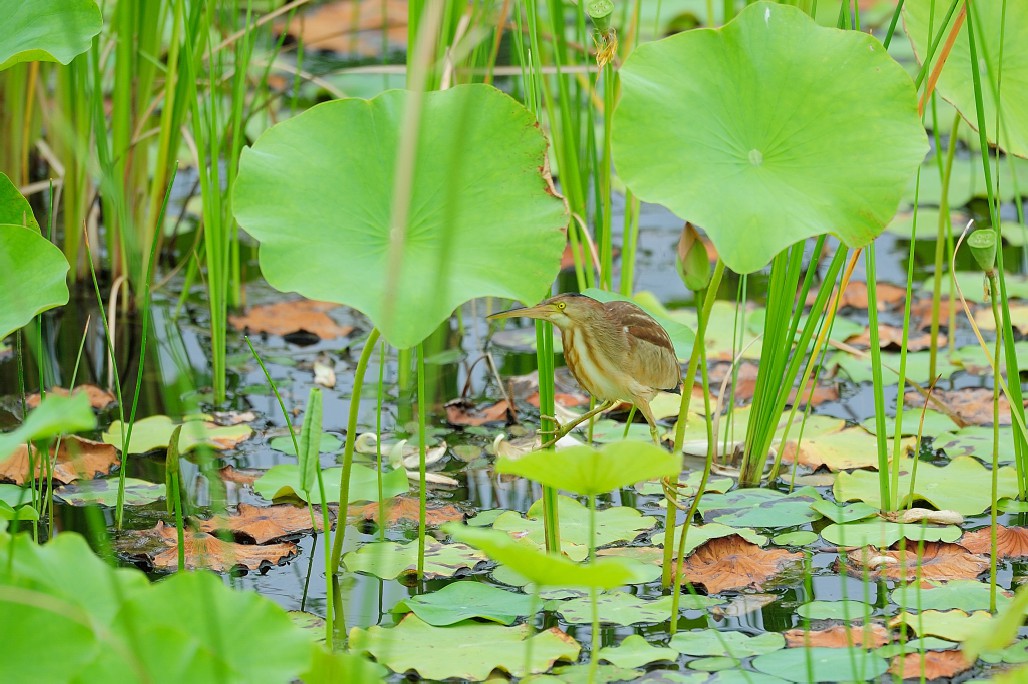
[487, 293, 600, 331]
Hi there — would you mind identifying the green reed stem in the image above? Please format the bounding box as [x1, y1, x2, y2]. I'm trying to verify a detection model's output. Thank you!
[865, 244, 891, 510]
[330, 327, 381, 640]
[417, 343, 428, 578]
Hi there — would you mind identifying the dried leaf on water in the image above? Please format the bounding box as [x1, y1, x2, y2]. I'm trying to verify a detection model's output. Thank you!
[444, 398, 511, 426]
[120, 521, 297, 572]
[0, 436, 118, 485]
[228, 299, 353, 340]
[888, 650, 972, 680]
[349, 495, 464, 528]
[784, 623, 890, 649]
[196, 503, 326, 544]
[905, 388, 1027, 426]
[674, 535, 803, 594]
[840, 542, 989, 582]
[25, 385, 115, 410]
[959, 525, 1028, 558]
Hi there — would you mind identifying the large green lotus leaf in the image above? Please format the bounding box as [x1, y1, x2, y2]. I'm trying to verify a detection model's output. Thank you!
[904, 1, 1028, 158]
[751, 647, 888, 683]
[111, 570, 312, 683]
[935, 426, 1018, 465]
[0, 392, 95, 459]
[614, 1, 927, 274]
[233, 84, 568, 349]
[445, 524, 636, 589]
[495, 440, 680, 496]
[598, 634, 678, 669]
[670, 630, 785, 658]
[253, 463, 408, 504]
[833, 456, 1018, 515]
[556, 591, 678, 626]
[0, 0, 102, 71]
[492, 495, 657, 551]
[391, 580, 535, 626]
[0, 224, 70, 341]
[820, 519, 961, 547]
[342, 539, 486, 580]
[891, 580, 1013, 613]
[102, 415, 252, 453]
[349, 614, 579, 680]
[0, 172, 39, 231]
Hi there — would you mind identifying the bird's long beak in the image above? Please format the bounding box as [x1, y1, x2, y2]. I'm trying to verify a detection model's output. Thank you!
[488, 303, 549, 321]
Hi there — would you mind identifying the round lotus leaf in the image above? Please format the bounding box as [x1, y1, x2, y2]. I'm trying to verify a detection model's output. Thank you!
[614, 1, 927, 274]
[233, 84, 568, 349]
[904, 0, 1028, 158]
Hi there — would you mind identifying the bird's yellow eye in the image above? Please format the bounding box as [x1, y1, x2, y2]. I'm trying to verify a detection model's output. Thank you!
[557, 302, 566, 310]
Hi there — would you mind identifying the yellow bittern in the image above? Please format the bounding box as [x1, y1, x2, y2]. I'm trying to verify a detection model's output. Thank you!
[489, 293, 681, 447]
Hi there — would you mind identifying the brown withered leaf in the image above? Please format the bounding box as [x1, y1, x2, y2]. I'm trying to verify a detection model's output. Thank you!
[349, 495, 464, 528]
[845, 326, 945, 352]
[674, 535, 803, 594]
[196, 503, 326, 544]
[228, 300, 353, 340]
[277, 0, 408, 56]
[889, 650, 971, 680]
[840, 543, 989, 582]
[905, 388, 1026, 426]
[709, 362, 837, 406]
[444, 398, 511, 427]
[26, 385, 116, 410]
[959, 525, 1028, 558]
[218, 465, 262, 485]
[909, 297, 963, 331]
[784, 623, 890, 649]
[806, 281, 906, 311]
[122, 521, 297, 572]
[0, 436, 119, 485]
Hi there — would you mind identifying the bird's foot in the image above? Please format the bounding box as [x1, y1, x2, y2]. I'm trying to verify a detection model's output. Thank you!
[537, 414, 565, 437]
[661, 477, 690, 510]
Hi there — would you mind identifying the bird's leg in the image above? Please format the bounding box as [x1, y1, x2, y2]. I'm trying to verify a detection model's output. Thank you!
[537, 400, 616, 450]
[639, 402, 688, 507]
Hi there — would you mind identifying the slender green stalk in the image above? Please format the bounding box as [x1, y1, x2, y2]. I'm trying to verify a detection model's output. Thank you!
[663, 259, 725, 587]
[588, 493, 599, 678]
[417, 343, 428, 578]
[329, 327, 381, 640]
[864, 245, 891, 510]
[988, 271, 1002, 612]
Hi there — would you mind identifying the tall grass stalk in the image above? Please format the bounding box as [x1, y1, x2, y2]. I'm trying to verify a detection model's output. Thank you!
[864, 245, 891, 509]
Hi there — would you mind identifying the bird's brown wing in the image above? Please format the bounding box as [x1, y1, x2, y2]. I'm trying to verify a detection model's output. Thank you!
[604, 301, 681, 391]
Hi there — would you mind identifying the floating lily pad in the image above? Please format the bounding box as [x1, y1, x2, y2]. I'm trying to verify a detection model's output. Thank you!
[0, 392, 95, 462]
[895, 609, 994, 642]
[821, 520, 962, 547]
[653, 522, 767, 554]
[670, 629, 785, 658]
[810, 500, 877, 525]
[269, 432, 343, 455]
[935, 426, 1019, 464]
[699, 487, 822, 528]
[446, 524, 636, 590]
[0, 0, 102, 71]
[55, 478, 165, 507]
[343, 539, 486, 580]
[689, 656, 741, 672]
[859, 409, 957, 439]
[597, 634, 678, 669]
[797, 600, 872, 622]
[614, 1, 926, 274]
[751, 646, 888, 683]
[773, 531, 819, 547]
[781, 416, 910, 472]
[253, 463, 408, 504]
[550, 664, 649, 683]
[493, 495, 656, 554]
[103, 416, 252, 454]
[891, 580, 1013, 613]
[834, 456, 1018, 515]
[234, 85, 568, 350]
[349, 614, 579, 680]
[828, 349, 962, 385]
[391, 580, 534, 626]
[556, 591, 677, 626]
